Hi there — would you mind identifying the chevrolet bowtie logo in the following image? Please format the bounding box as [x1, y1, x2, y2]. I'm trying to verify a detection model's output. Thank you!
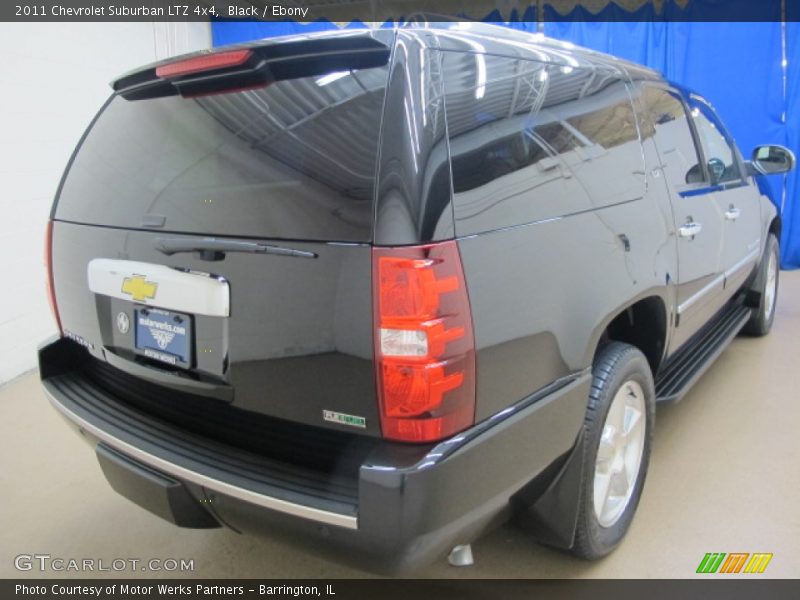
[121, 275, 158, 302]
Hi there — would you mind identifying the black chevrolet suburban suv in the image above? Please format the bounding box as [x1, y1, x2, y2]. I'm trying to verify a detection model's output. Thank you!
[39, 22, 794, 571]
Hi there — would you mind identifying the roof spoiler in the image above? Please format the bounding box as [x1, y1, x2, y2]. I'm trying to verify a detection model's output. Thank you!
[112, 35, 391, 100]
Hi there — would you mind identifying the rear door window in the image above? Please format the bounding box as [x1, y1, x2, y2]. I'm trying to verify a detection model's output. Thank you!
[55, 65, 389, 242]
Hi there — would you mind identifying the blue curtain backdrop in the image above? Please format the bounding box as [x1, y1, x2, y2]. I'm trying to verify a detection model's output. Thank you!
[785, 4, 800, 267]
[210, 1, 799, 268]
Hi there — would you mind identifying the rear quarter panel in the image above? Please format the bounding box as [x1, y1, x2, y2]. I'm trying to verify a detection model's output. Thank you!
[460, 189, 674, 421]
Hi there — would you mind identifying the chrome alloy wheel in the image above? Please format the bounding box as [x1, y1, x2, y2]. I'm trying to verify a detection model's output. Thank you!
[593, 380, 646, 528]
[764, 249, 778, 321]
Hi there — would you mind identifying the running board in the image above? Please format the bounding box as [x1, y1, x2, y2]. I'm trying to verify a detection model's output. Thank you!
[655, 304, 752, 403]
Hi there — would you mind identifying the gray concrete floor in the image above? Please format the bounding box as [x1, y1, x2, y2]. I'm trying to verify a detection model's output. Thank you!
[2, 273, 799, 579]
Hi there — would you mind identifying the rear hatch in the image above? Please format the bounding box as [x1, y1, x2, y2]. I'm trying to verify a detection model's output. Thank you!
[49, 32, 393, 438]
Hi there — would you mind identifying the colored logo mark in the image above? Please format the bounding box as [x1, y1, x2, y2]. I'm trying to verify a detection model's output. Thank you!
[696, 552, 773, 574]
[121, 275, 158, 302]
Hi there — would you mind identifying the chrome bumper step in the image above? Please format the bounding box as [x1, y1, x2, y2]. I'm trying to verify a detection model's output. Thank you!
[42, 371, 359, 530]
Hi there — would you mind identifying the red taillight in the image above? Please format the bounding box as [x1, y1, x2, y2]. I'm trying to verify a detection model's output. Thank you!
[373, 241, 476, 443]
[155, 49, 253, 79]
[44, 220, 62, 335]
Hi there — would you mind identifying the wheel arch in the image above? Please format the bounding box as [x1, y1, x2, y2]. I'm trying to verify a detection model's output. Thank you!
[584, 293, 670, 378]
[768, 215, 781, 242]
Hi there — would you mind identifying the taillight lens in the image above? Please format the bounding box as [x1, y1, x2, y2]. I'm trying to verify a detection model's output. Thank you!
[373, 241, 476, 443]
[44, 220, 62, 335]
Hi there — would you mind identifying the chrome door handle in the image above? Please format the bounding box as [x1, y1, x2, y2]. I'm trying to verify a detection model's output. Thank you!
[679, 222, 703, 238]
[725, 207, 741, 221]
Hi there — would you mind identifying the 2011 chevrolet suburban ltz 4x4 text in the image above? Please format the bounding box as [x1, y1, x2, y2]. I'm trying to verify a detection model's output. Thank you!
[39, 22, 794, 572]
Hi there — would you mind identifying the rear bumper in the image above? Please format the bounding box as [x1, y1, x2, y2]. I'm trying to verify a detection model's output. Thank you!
[40, 337, 589, 573]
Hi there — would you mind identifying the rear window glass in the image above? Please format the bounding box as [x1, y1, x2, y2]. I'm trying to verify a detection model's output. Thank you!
[55, 65, 389, 242]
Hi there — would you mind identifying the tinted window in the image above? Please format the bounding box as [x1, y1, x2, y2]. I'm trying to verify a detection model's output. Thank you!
[688, 99, 742, 184]
[441, 52, 644, 236]
[450, 122, 582, 194]
[55, 65, 389, 242]
[638, 85, 704, 188]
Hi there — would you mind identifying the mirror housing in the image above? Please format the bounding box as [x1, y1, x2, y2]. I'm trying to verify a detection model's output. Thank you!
[749, 144, 795, 175]
[707, 157, 726, 183]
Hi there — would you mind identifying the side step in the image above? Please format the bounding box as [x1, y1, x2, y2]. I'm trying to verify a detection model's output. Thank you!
[655, 303, 752, 403]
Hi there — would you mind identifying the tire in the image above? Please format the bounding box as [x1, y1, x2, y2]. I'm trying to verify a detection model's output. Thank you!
[571, 342, 655, 560]
[742, 234, 780, 337]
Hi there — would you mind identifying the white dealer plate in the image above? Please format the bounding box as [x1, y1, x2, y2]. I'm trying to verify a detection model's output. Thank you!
[87, 259, 230, 317]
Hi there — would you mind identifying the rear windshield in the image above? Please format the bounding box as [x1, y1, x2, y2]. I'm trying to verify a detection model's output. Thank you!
[55, 65, 389, 242]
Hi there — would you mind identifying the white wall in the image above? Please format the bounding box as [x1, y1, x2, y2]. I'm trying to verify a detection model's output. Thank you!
[0, 22, 210, 384]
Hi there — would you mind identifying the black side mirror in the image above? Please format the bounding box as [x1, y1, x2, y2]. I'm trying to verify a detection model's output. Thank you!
[750, 144, 795, 175]
[707, 157, 726, 183]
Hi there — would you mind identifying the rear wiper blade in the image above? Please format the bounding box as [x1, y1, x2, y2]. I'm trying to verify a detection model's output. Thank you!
[155, 237, 317, 261]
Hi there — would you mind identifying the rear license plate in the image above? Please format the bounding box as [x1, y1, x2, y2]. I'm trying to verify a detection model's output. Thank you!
[134, 308, 193, 368]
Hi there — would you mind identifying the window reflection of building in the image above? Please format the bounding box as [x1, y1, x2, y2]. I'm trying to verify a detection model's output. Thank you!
[442, 53, 644, 235]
